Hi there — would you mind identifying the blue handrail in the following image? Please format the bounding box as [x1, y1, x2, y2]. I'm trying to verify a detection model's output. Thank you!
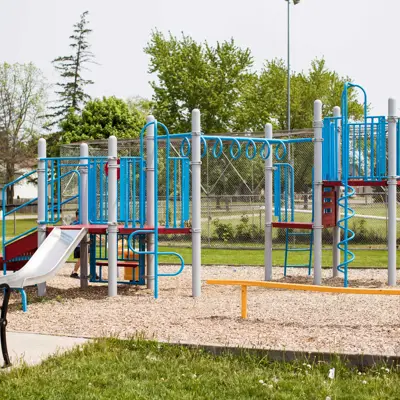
[2, 170, 38, 274]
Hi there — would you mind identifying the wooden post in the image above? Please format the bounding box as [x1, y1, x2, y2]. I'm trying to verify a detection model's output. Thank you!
[241, 285, 247, 319]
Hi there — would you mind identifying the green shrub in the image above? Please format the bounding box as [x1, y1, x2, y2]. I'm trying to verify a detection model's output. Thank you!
[212, 219, 235, 242]
[235, 215, 263, 242]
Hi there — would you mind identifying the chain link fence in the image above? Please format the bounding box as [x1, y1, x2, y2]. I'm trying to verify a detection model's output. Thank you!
[61, 131, 397, 251]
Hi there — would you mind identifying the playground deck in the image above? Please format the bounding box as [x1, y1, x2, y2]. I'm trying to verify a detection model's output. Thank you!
[7, 263, 400, 357]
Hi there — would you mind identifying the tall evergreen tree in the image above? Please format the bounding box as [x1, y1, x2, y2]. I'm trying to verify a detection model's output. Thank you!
[49, 11, 95, 125]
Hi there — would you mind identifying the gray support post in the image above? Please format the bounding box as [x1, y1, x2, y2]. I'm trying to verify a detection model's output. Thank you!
[332, 106, 341, 277]
[191, 109, 201, 297]
[146, 116, 155, 290]
[80, 143, 89, 289]
[264, 123, 273, 281]
[37, 138, 47, 296]
[107, 136, 118, 297]
[313, 100, 323, 285]
[388, 98, 397, 286]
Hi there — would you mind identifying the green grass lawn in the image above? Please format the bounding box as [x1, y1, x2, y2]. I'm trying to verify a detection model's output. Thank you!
[0, 338, 398, 400]
[0, 218, 391, 269]
[0, 218, 37, 239]
[159, 247, 390, 268]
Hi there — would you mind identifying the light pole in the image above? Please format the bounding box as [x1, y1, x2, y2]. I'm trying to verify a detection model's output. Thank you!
[286, 0, 300, 133]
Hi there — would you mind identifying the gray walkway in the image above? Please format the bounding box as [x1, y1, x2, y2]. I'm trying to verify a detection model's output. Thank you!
[6, 331, 88, 367]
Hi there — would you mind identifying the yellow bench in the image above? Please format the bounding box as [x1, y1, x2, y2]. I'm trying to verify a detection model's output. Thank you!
[206, 279, 400, 319]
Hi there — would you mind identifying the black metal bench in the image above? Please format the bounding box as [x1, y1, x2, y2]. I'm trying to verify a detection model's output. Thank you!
[0, 284, 11, 368]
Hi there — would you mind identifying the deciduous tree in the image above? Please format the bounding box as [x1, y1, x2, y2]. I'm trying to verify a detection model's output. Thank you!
[60, 96, 146, 143]
[0, 63, 48, 202]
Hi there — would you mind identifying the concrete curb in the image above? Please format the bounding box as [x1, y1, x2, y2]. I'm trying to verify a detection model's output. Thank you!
[162, 341, 400, 369]
[8, 331, 399, 369]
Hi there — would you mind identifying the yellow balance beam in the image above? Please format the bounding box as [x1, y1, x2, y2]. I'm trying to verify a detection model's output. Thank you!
[206, 280, 400, 296]
[206, 279, 400, 319]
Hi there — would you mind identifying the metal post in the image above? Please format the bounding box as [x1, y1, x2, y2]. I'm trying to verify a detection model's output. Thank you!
[37, 138, 47, 296]
[313, 100, 323, 285]
[80, 143, 89, 289]
[332, 106, 341, 277]
[146, 116, 155, 290]
[264, 123, 273, 280]
[191, 109, 202, 297]
[107, 136, 118, 297]
[388, 98, 397, 286]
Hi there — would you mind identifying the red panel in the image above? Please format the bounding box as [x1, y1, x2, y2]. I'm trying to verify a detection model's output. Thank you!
[324, 180, 391, 187]
[5, 232, 38, 261]
[322, 186, 336, 228]
[272, 222, 313, 229]
[96, 261, 139, 268]
[2, 260, 29, 271]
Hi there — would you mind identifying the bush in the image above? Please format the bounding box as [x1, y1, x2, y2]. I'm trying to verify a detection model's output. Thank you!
[235, 215, 263, 243]
[212, 219, 235, 242]
[350, 218, 386, 244]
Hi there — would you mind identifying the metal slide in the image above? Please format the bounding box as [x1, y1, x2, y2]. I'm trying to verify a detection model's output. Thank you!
[0, 228, 87, 290]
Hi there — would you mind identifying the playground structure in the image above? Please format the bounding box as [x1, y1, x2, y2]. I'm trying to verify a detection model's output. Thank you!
[0, 83, 399, 310]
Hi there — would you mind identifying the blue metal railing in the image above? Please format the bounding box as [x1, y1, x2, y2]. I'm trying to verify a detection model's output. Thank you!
[136, 120, 190, 298]
[323, 110, 387, 181]
[119, 157, 146, 228]
[1, 171, 39, 274]
[164, 157, 190, 229]
[180, 134, 289, 161]
[273, 163, 295, 223]
[322, 116, 340, 181]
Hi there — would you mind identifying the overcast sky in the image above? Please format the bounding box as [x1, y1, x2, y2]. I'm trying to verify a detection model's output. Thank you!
[1, 0, 399, 116]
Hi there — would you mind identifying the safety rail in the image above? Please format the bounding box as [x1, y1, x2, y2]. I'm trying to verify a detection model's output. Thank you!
[322, 116, 340, 181]
[137, 120, 190, 298]
[120, 157, 146, 228]
[2, 171, 38, 272]
[164, 157, 190, 228]
[323, 91, 388, 181]
[40, 156, 87, 224]
[179, 134, 288, 161]
[273, 163, 294, 222]
[206, 280, 400, 319]
[127, 229, 185, 298]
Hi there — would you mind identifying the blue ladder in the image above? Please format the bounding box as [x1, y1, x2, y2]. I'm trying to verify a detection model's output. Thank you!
[284, 228, 313, 276]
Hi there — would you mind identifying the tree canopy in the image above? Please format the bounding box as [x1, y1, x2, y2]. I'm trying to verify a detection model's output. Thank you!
[145, 31, 255, 134]
[145, 32, 364, 133]
[0, 62, 48, 201]
[60, 96, 146, 143]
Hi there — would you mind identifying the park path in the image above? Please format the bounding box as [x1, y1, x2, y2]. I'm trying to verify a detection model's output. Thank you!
[202, 207, 397, 222]
[5, 332, 87, 367]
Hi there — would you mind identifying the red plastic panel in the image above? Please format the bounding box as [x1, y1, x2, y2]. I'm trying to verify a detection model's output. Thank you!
[322, 186, 336, 228]
[272, 222, 313, 229]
